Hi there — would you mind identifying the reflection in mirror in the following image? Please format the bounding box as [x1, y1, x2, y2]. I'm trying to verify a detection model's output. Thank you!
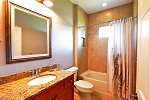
[14, 9, 47, 56]
[5, 1, 52, 63]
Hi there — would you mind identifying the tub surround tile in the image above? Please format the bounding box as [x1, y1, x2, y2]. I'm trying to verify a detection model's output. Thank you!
[77, 6, 88, 75]
[88, 3, 133, 25]
[88, 3, 133, 73]
[88, 35, 108, 73]
[0, 69, 73, 100]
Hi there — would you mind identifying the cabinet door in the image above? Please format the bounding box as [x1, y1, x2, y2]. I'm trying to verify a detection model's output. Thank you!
[34, 81, 65, 100]
[54, 85, 74, 100]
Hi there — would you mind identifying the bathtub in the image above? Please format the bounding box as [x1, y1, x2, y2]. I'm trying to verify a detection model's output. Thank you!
[80, 70, 108, 93]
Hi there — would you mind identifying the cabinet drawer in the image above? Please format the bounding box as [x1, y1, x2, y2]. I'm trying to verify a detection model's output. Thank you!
[65, 74, 74, 88]
[34, 80, 65, 100]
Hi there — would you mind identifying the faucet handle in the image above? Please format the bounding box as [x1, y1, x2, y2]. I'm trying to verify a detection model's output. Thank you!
[56, 63, 60, 71]
[38, 68, 41, 74]
[36, 68, 41, 75]
[29, 70, 35, 77]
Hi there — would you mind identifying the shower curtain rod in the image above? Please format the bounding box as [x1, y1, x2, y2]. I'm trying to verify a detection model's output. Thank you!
[78, 16, 137, 28]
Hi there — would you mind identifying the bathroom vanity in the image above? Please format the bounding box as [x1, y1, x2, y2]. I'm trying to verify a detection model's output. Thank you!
[33, 74, 74, 100]
[0, 70, 74, 100]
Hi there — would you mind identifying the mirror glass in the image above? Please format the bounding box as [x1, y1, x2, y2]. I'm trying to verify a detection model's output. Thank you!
[6, 1, 52, 63]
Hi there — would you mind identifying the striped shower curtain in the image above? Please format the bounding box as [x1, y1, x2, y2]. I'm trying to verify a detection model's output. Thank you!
[107, 17, 135, 99]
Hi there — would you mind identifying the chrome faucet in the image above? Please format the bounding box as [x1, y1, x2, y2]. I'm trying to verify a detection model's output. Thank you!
[30, 68, 41, 77]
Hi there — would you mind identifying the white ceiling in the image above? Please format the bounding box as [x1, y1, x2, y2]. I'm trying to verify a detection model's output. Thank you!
[69, 0, 133, 14]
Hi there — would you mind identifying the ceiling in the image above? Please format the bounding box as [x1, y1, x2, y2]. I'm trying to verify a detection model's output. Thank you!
[69, 0, 133, 14]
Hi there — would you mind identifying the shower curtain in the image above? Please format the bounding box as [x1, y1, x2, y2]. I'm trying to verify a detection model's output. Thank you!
[107, 17, 135, 99]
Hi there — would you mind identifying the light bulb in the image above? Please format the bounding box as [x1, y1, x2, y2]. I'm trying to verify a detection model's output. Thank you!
[43, 0, 53, 7]
[101, 2, 108, 7]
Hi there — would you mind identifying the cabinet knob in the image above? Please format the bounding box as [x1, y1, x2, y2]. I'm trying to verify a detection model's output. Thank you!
[70, 80, 72, 83]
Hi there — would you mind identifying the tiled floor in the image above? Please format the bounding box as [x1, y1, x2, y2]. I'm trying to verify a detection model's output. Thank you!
[91, 90, 116, 100]
[74, 90, 116, 100]
[74, 91, 80, 100]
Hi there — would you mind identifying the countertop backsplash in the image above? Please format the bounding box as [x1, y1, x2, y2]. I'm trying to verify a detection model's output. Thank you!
[0, 64, 57, 85]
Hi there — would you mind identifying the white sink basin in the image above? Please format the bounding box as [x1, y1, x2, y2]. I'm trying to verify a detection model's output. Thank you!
[28, 74, 56, 85]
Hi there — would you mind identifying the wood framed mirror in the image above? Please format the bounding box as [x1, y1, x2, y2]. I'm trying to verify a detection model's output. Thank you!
[5, 0, 52, 64]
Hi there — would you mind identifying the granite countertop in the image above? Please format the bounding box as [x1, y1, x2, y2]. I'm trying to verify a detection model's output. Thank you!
[0, 69, 73, 100]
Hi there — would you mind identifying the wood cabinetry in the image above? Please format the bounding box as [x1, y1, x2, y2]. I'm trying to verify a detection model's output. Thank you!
[34, 74, 74, 100]
[53, 85, 74, 100]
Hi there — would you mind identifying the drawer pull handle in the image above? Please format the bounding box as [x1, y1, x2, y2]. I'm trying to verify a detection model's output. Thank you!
[70, 80, 72, 83]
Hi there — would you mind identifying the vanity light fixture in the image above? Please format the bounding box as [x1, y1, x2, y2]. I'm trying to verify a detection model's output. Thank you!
[43, 0, 53, 7]
[101, 2, 108, 7]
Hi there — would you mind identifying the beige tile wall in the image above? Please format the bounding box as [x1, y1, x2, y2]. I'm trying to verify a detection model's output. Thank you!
[133, 0, 138, 17]
[88, 3, 133, 73]
[77, 6, 88, 75]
